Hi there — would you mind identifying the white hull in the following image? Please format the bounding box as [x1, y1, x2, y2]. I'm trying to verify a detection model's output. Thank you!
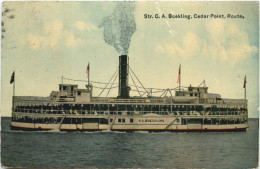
[10, 121, 248, 132]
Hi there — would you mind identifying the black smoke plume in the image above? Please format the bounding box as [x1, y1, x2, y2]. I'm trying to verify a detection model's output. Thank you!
[100, 2, 136, 55]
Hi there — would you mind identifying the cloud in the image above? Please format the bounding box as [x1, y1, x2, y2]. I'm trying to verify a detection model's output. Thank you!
[74, 21, 97, 31]
[157, 32, 204, 59]
[44, 20, 63, 48]
[64, 31, 85, 48]
[156, 19, 258, 63]
[26, 20, 87, 50]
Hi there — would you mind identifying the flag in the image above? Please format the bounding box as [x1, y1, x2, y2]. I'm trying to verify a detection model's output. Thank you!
[243, 75, 246, 88]
[86, 63, 89, 79]
[177, 64, 181, 83]
[10, 71, 15, 84]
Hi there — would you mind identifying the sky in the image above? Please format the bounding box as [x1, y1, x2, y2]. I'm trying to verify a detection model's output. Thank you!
[1, 1, 259, 117]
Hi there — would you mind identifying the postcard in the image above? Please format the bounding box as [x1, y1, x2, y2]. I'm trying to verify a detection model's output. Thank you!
[1, 1, 259, 168]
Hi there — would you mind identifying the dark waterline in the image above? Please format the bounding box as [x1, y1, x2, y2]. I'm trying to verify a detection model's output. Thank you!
[1, 117, 259, 168]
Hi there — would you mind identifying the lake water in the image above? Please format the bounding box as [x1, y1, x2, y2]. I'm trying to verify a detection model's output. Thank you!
[1, 117, 258, 168]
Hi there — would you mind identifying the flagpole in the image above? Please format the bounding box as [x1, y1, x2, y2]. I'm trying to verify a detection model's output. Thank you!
[244, 85, 246, 100]
[244, 75, 246, 103]
[179, 64, 181, 91]
[13, 76, 15, 97]
[88, 62, 90, 87]
[244, 81, 246, 103]
[179, 75, 181, 91]
[244, 75, 248, 126]
[12, 71, 15, 114]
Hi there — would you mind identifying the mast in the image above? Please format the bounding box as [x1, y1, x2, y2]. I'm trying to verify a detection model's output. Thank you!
[243, 75, 248, 126]
[86, 62, 90, 89]
[13, 74, 15, 97]
[11, 71, 15, 115]
[177, 64, 181, 91]
[179, 70, 181, 91]
[13, 76, 15, 116]
[180, 64, 181, 91]
[244, 83, 246, 101]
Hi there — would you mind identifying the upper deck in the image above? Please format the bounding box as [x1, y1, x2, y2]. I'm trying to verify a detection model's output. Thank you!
[13, 83, 247, 108]
[13, 95, 247, 107]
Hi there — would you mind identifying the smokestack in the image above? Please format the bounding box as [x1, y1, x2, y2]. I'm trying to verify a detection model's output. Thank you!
[118, 55, 130, 98]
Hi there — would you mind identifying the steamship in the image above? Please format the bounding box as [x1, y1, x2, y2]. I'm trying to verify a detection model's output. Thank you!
[10, 55, 248, 131]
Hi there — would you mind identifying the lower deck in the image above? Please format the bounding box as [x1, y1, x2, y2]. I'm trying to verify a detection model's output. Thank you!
[10, 114, 248, 132]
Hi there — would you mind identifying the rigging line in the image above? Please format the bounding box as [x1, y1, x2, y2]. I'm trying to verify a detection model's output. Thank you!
[146, 90, 165, 94]
[140, 88, 157, 97]
[139, 88, 165, 97]
[128, 84, 149, 89]
[198, 80, 206, 87]
[168, 89, 173, 97]
[164, 90, 168, 98]
[93, 86, 118, 90]
[98, 68, 118, 96]
[131, 89, 145, 93]
[98, 68, 119, 97]
[128, 84, 167, 91]
[63, 77, 117, 85]
[149, 88, 153, 96]
[129, 66, 149, 95]
[63, 77, 187, 90]
[139, 88, 154, 97]
[130, 88, 147, 93]
[140, 90, 148, 97]
[204, 81, 207, 87]
[128, 82, 178, 91]
[130, 72, 142, 97]
[161, 89, 167, 98]
[160, 90, 167, 97]
[106, 72, 118, 97]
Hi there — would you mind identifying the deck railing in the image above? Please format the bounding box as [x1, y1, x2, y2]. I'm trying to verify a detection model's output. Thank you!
[13, 96, 247, 105]
[12, 108, 247, 117]
[13, 96, 51, 101]
[91, 98, 167, 104]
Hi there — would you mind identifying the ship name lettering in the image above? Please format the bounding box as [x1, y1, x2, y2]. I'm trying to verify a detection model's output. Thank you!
[138, 119, 164, 123]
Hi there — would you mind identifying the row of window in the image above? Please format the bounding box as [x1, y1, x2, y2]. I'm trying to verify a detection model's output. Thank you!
[12, 117, 109, 124]
[182, 118, 247, 125]
[12, 116, 247, 125]
[109, 118, 134, 123]
[190, 93, 198, 97]
[12, 116, 136, 124]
